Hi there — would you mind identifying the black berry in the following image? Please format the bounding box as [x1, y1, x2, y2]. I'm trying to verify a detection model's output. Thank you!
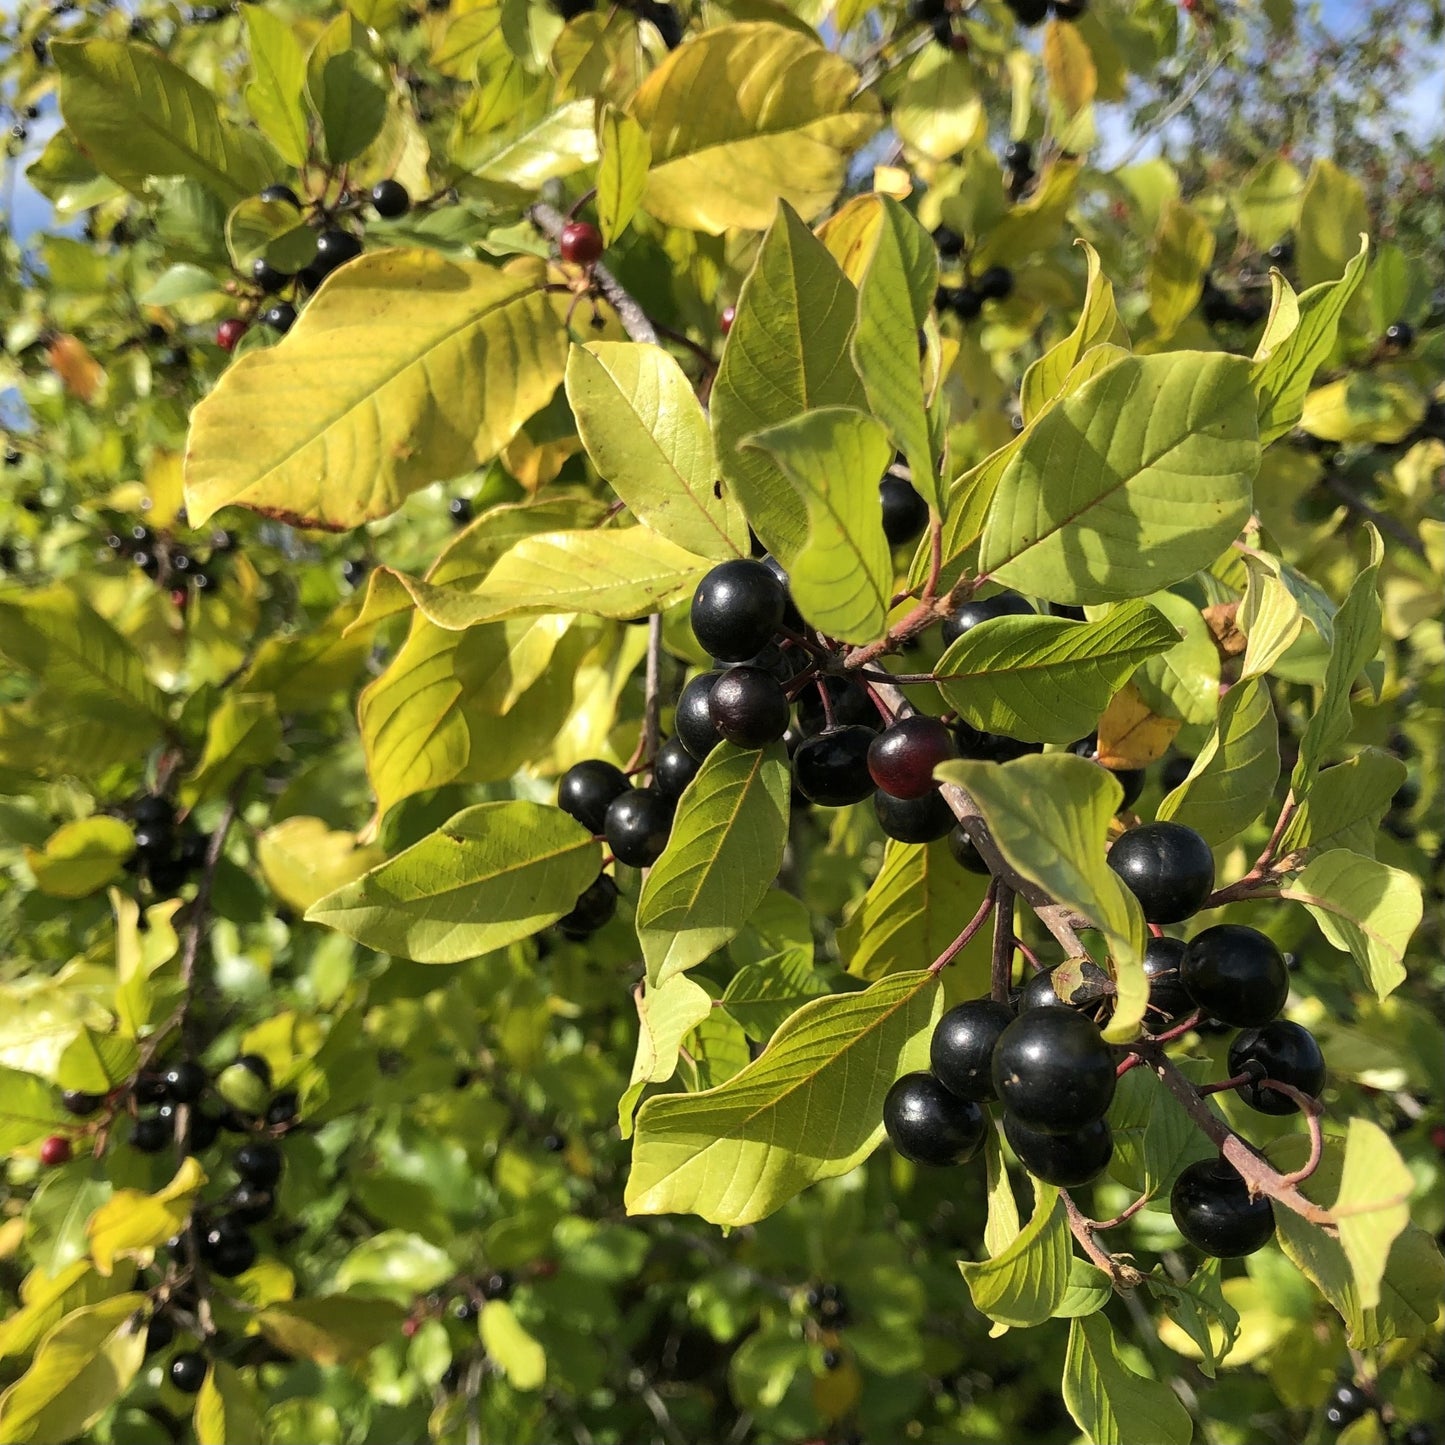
[1005, 0, 1050, 24]
[130, 1113, 171, 1153]
[235, 1140, 283, 1188]
[260, 301, 297, 334]
[795, 677, 878, 735]
[559, 872, 619, 938]
[874, 790, 956, 844]
[991, 1009, 1115, 1133]
[792, 726, 877, 807]
[1003, 1114, 1114, 1188]
[144, 1313, 174, 1354]
[306, 229, 362, 285]
[946, 824, 991, 875]
[252, 256, 290, 293]
[201, 1217, 258, 1277]
[229, 1183, 276, 1224]
[1018, 967, 1072, 1012]
[975, 266, 1014, 302]
[604, 788, 672, 868]
[1384, 320, 1414, 350]
[867, 716, 958, 800]
[952, 722, 1043, 763]
[235, 1054, 272, 1089]
[1227, 1021, 1325, 1114]
[169, 1351, 208, 1394]
[941, 590, 1034, 647]
[557, 759, 630, 834]
[1266, 237, 1294, 266]
[880, 478, 929, 546]
[690, 560, 787, 662]
[676, 671, 725, 760]
[930, 998, 1015, 1102]
[883, 1072, 987, 1166]
[61, 1090, 103, 1116]
[1003, 140, 1033, 171]
[265, 1090, 299, 1128]
[1180, 924, 1289, 1028]
[259, 183, 301, 208]
[370, 179, 410, 218]
[708, 666, 790, 748]
[1170, 1157, 1275, 1257]
[1323, 1379, 1371, 1429]
[653, 737, 702, 801]
[931, 222, 964, 257]
[1141, 936, 1193, 1026]
[1107, 821, 1215, 924]
[161, 1061, 207, 1104]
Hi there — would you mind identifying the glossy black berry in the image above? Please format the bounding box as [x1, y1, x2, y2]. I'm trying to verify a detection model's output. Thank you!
[1180, 924, 1289, 1028]
[265, 1090, 299, 1128]
[938, 285, 982, 320]
[792, 726, 877, 807]
[653, 737, 702, 801]
[1003, 1114, 1114, 1188]
[1005, 0, 1050, 23]
[1170, 1157, 1275, 1257]
[260, 301, 297, 334]
[307, 229, 363, 285]
[1051, 0, 1086, 16]
[716, 640, 795, 684]
[1160, 754, 1194, 793]
[930, 999, 1015, 1102]
[975, 266, 1014, 302]
[941, 590, 1034, 647]
[952, 722, 1043, 764]
[559, 872, 619, 938]
[690, 560, 787, 662]
[795, 677, 878, 735]
[1324, 1379, 1371, 1429]
[883, 1072, 987, 1166]
[235, 1140, 283, 1188]
[676, 671, 726, 760]
[62, 1090, 103, 1117]
[229, 1182, 276, 1224]
[144, 1313, 174, 1354]
[1141, 936, 1193, 1026]
[931, 222, 964, 257]
[1227, 1021, 1325, 1115]
[992, 1009, 1115, 1133]
[758, 555, 804, 630]
[233, 1054, 272, 1091]
[557, 759, 630, 834]
[709, 666, 790, 748]
[946, 824, 991, 875]
[874, 789, 956, 844]
[130, 1113, 171, 1153]
[161, 1061, 207, 1104]
[868, 716, 958, 800]
[370, 179, 410, 218]
[259, 183, 301, 208]
[251, 256, 290, 293]
[1018, 967, 1072, 1012]
[604, 788, 672, 868]
[1266, 237, 1294, 266]
[1106, 821, 1215, 924]
[186, 1108, 220, 1153]
[1384, 320, 1414, 350]
[169, 1351, 208, 1394]
[1003, 139, 1033, 171]
[201, 1217, 257, 1277]
[134, 1071, 169, 1105]
[880, 478, 929, 546]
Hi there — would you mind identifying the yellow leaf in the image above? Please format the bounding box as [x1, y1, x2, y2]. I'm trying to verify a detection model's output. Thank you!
[1044, 17, 1096, 116]
[596, 104, 650, 245]
[184, 250, 568, 530]
[893, 44, 983, 162]
[629, 22, 880, 234]
[1148, 199, 1215, 341]
[1096, 681, 1182, 769]
[194, 1362, 264, 1445]
[25, 817, 134, 899]
[257, 817, 384, 914]
[479, 1300, 547, 1390]
[88, 1158, 206, 1276]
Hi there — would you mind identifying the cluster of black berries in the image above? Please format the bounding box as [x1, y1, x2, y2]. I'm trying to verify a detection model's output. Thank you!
[935, 264, 1014, 323]
[908, 0, 968, 51]
[1004, 0, 1086, 22]
[1201, 276, 1266, 328]
[122, 794, 210, 896]
[243, 178, 410, 336]
[1003, 137, 1036, 198]
[101, 513, 234, 603]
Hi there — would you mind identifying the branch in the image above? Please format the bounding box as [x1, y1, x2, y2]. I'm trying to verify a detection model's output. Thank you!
[1318, 471, 1426, 558]
[989, 883, 1014, 1000]
[643, 612, 664, 766]
[529, 202, 659, 345]
[1062, 1192, 1146, 1290]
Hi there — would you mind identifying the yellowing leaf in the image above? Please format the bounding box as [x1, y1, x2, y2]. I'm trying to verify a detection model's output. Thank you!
[257, 817, 385, 914]
[194, 1362, 265, 1445]
[893, 44, 983, 161]
[88, 1158, 206, 1275]
[24, 818, 134, 899]
[629, 23, 880, 233]
[595, 104, 649, 245]
[185, 250, 568, 530]
[1044, 17, 1097, 116]
[480, 1300, 547, 1390]
[1148, 199, 1215, 341]
[256, 1296, 405, 1365]
[1334, 1119, 1414, 1311]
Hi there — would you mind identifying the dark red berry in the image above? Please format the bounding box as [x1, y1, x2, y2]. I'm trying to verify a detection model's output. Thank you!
[720, 305, 735, 334]
[559, 221, 604, 266]
[39, 1135, 72, 1166]
[867, 716, 958, 800]
[216, 319, 247, 352]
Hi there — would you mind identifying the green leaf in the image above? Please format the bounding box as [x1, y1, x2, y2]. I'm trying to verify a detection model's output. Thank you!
[935, 755, 1147, 1041]
[1252, 237, 1370, 444]
[983, 1126, 1022, 1257]
[837, 839, 991, 984]
[1057, 1261, 1113, 1319]
[628, 22, 880, 233]
[312, 48, 387, 165]
[1148, 1260, 1240, 1379]
[1292, 528, 1383, 796]
[1238, 552, 1305, 679]
[721, 954, 829, 1043]
[978, 352, 1260, 605]
[1109, 1065, 1211, 1197]
[565, 343, 746, 560]
[333, 1232, 456, 1305]
[88, 1158, 206, 1276]
[1296, 158, 1370, 290]
[893, 41, 983, 160]
[1277, 850, 1422, 1000]
[243, 6, 309, 168]
[711, 202, 867, 564]
[181, 692, 284, 808]
[390, 529, 711, 629]
[256, 816, 385, 914]
[848, 196, 939, 506]
[595, 104, 649, 245]
[935, 601, 1180, 745]
[194, 1362, 265, 1445]
[1130, 590, 1219, 728]
[53, 41, 274, 204]
[1232, 153, 1305, 249]
[0, 1069, 69, 1154]
[185, 251, 568, 530]
[1147, 199, 1215, 341]
[626, 970, 942, 1226]
[637, 743, 790, 986]
[225, 195, 317, 274]
[0, 1294, 147, 1445]
[256, 1297, 406, 1365]
[479, 1300, 547, 1390]
[24, 818, 134, 899]
[1063, 1312, 1194, 1445]
[959, 1185, 1071, 1329]
[1020, 240, 1128, 423]
[56, 1030, 138, 1096]
[619, 973, 714, 1137]
[307, 802, 601, 964]
[1334, 1119, 1414, 1311]
[744, 407, 893, 644]
[1156, 676, 1279, 846]
[1277, 749, 1406, 860]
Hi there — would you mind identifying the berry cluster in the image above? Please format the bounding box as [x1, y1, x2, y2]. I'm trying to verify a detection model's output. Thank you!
[121, 793, 209, 897]
[101, 514, 232, 602]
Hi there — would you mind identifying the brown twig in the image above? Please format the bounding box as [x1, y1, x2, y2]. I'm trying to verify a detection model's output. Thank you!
[1062, 1191, 1145, 1289]
[989, 884, 1015, 1000]
[529, 202, 659, 345]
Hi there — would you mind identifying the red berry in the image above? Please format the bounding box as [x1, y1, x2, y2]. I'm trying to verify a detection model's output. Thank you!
[39, 1135, 72, 1167]
[559, 221, 604, 267]
[720, 305, 736, 334]
[170, 588, 188, 609]
[216, 319, 248, 353]
[402, 1317, 419, 1338]
[867, 716, 958, 800]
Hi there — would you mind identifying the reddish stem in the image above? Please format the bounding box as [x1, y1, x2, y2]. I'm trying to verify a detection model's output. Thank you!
[929, 880, 998, 975]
